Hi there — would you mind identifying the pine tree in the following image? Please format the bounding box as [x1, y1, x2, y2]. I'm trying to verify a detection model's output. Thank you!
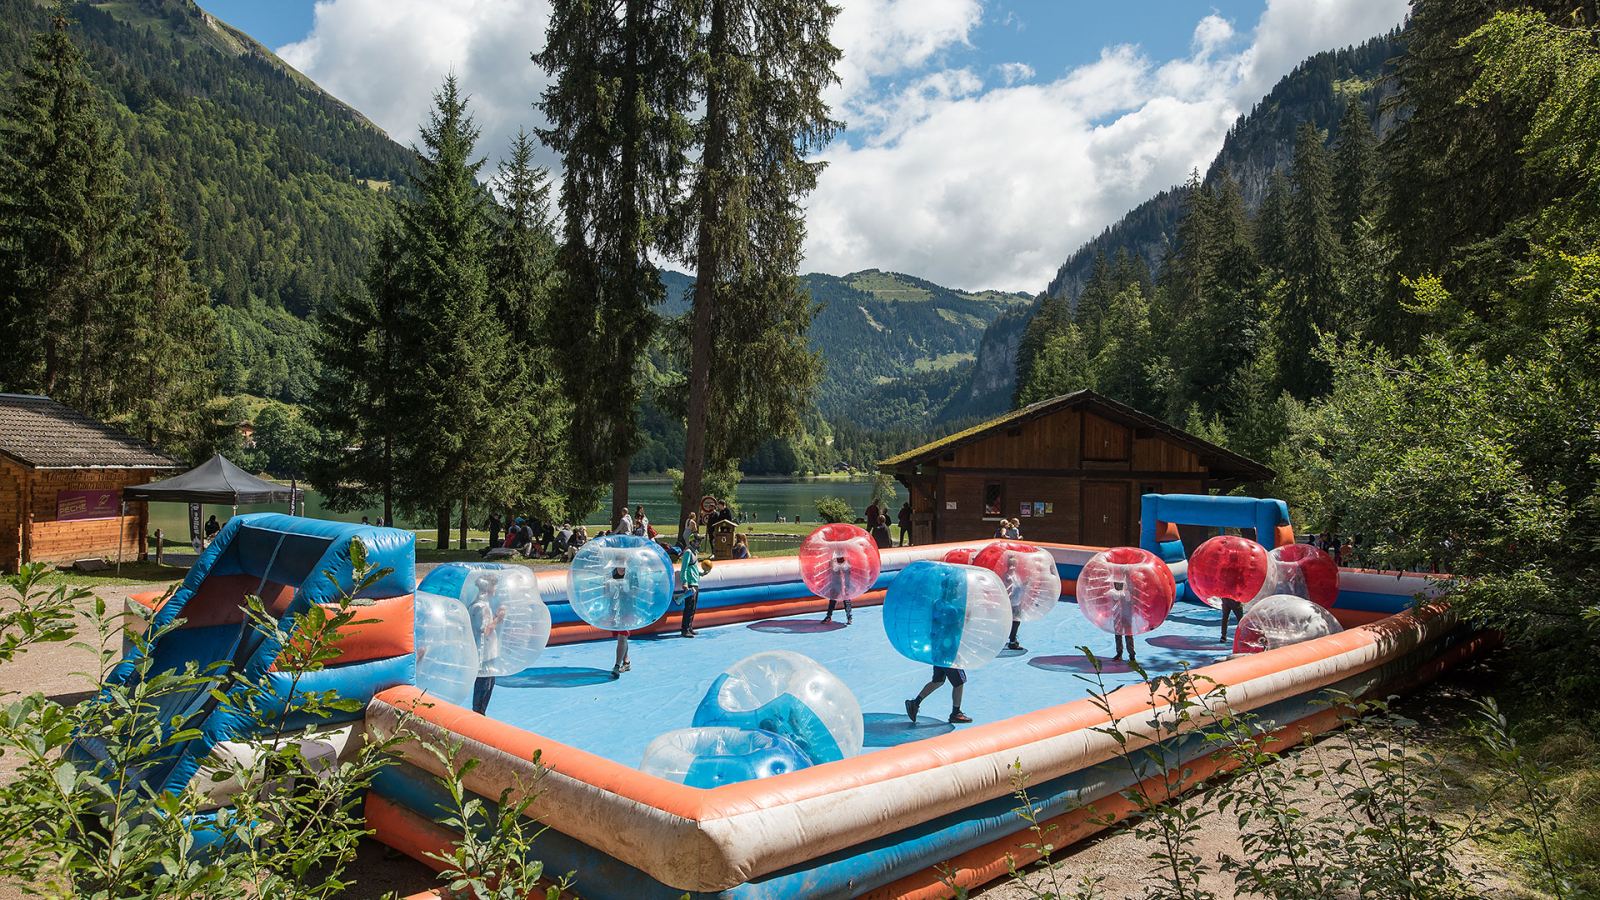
[1073, 251, 1115, 354]
[395, 77, 516, 550]
[674, 0, 840, 530]
[1276, 122, 1343, 399]
[0, 9, 133, 413]
[1012, 292, 1074, 407]
[489, 129, 583, 519]
[1174, 168, 1263, 420]
[536, 0, 693, 526]
[1255, 170, 1292, 273]
[0, 9, 216, 454]
[115, 193, 218, 452]
[1090, 285, 1161, 415]
[306, 224, 409, 525]
[1331, 100, 1378, 248]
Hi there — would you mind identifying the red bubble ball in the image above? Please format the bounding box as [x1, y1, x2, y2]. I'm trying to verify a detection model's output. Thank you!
[799, 524, 882, 602]
[973, 541, 1062, 622]
[1260, 543, 1340, 608]
[943, 547, 978, 565]
[1076, 547, 1176, 636]
[1187, 535, 1269, 610]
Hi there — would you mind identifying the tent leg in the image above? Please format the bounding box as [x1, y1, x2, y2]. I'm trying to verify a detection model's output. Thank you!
[116, 504, 125, 576]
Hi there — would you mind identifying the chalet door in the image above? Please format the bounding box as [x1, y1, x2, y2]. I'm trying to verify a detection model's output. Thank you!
[1081, 481, 1130, 548]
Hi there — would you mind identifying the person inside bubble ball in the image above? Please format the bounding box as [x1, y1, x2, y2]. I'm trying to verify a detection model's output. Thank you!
[467, 574, 507, 714]
[603, 557, 635, 677]
[820, 546, 854, 625]
[907, 573, 973, 724]
[1111, 575, 1138, 665]
[1218, 596, 1245, 644]
[1001, 553, 1028, 653]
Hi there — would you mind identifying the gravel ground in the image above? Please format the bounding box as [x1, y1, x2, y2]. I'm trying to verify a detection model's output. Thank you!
[0, 572, 1526, 900]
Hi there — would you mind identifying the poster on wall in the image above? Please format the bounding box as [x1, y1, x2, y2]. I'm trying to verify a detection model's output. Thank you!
[56, 490, 118, 522]
[1045, 502, 1054, 514]
[1019, 503, 1031, 517]
[1033, 502, 1045, 517]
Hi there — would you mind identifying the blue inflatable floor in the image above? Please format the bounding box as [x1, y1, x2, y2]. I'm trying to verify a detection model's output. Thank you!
[481, 599, 1238, 768]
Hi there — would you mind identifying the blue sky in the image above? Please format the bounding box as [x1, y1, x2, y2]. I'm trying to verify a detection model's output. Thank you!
[220, 0, 1410, 292]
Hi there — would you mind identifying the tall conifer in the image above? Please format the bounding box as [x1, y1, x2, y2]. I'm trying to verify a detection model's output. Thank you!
[0, 10, 132, 412]
[674, 0, 839, 530]
[396, 77, 515, 549]
[1276, 122, 1343, 399]
[537, 0, 693, 526]
[306, 224, 409, 525]
[1332, 100, 1378, 247]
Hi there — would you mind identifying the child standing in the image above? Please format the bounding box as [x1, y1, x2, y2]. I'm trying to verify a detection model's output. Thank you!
[671, 545, 702, 637]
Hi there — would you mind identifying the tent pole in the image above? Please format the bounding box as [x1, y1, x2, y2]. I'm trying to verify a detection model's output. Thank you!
[116, 501, 125, 576]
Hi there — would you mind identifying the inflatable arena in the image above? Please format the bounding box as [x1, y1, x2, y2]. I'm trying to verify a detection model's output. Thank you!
[118, 496, 1487, 900]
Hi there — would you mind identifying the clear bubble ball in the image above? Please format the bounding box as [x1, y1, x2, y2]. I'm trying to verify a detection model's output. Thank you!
[639, 726, 814, 788]
[691, 650, 863, 763]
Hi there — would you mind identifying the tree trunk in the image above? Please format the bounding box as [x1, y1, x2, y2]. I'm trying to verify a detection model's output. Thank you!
[436, 505, 450, 551]
[611, 453, 630, 532]
[679, 0, 728, 535]
[460, 494, 468, 553]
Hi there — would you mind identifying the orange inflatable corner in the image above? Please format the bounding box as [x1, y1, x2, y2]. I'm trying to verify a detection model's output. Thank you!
[274, 593, 415, 669]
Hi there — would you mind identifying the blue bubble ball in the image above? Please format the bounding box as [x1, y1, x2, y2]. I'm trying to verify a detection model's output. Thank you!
[882, 560, 1012, 670]
[566, 534, 674, 632]
[639, 727, 814, 788]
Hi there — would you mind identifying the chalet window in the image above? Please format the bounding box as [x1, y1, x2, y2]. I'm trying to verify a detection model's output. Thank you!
[983, 482, 1004, 517]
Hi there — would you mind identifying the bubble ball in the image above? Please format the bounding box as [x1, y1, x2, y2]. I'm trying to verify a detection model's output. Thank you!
[691, 650, 863, 763]
[882, 560, 1012, 670]
[412, 590, 477, 707]
[419, 564, 552, 677]
[1076, 547, 1176, 636]
[942, 547, 978, 565]
[1255, 543, 1340, 609]
[1232, 594, 1343, 654]
[567, 534, 674, 632]
[973, 541, 1062, 622]
[1187, 535, 1269, 610]
[799, 524, 882, 602]
[639, 727, 814, 789]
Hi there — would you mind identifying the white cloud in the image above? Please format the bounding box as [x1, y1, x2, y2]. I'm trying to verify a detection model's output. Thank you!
[802, 0, 1409, 292]
[996, 62, 1034, 86]
[279, 0, 555, 176]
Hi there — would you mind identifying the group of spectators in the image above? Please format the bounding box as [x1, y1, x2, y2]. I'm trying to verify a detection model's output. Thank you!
[483, 513, 589, 562]
[863, 498, 914, 549]
[1310, 530, 1361, 567]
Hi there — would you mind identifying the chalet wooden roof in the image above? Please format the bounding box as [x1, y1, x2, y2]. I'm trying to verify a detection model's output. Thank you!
[0, 394, 182, 470]
[878, 389, 1275, 483]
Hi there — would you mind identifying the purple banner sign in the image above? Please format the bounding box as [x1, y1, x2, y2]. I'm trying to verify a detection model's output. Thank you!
[56, 489, 119, 522]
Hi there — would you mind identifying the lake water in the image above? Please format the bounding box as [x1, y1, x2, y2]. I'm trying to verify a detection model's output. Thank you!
[143, 477, 888, 540]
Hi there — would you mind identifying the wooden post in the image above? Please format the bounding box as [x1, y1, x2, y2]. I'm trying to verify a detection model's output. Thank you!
[459, 494, 468, 554]
[155, 528, 163, 566]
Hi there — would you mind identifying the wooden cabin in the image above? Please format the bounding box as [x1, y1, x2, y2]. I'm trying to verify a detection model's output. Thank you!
[879, 390, 1273, 547]
[0, 395, 182, 572]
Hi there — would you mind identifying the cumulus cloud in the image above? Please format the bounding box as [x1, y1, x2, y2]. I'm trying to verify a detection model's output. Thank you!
[278, 0, 555, 176]
[278, 0, 1406, 292]
[802, 0, 1408, 292]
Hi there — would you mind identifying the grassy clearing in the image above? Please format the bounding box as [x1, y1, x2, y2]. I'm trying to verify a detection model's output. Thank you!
[30, 560, 189, 587]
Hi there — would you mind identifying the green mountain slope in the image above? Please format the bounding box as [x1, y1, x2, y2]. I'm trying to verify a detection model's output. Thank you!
[657, 268, 1028, 427]
[0, 0, 416, 404]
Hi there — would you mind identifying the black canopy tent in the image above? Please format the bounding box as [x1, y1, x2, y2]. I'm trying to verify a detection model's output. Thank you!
[122, 455, 303, 557]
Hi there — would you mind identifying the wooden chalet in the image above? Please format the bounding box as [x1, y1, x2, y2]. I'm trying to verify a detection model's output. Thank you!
[879, 390, 1274, 547]
[0, 395, 182, 572]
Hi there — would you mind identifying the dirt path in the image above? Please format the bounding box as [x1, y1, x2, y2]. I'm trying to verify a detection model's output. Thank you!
[0, 574, 1526, 900]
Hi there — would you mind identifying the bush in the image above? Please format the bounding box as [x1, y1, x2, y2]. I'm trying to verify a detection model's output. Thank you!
[814, 496, 854, 524]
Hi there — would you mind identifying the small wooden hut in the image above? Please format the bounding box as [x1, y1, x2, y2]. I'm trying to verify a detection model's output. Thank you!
[0, 394, 182, 572]
[879, 390, 1273, 547]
